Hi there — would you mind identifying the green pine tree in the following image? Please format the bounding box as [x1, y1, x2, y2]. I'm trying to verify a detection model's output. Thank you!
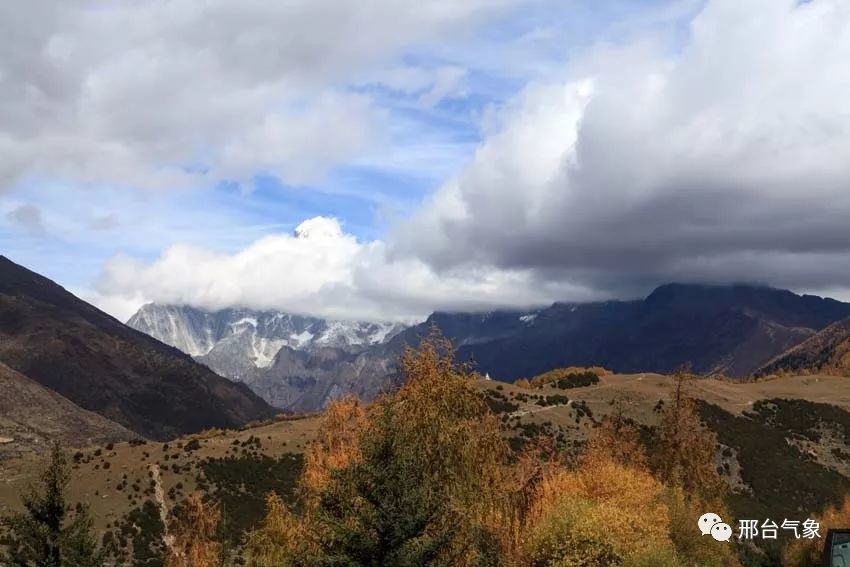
[1, 443, 103, 567]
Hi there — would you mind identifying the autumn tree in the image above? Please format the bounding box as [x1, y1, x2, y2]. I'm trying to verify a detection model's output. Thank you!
[522, 455, 681, 566]
[299, 331, 514, 565]
[242, 493, 305, 567]
[166, 493, 222, 567]
[652, 365, 726, 504]
[298, 395, 367, 502]
[1, 443, 101, 567]
[584, 395, 648, 470]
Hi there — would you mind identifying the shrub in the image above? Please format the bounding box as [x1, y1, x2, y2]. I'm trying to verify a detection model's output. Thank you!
[523, 457, 678, 565]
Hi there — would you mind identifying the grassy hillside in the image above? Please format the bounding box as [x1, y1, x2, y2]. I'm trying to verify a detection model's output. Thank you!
[4, 368, 850, 565]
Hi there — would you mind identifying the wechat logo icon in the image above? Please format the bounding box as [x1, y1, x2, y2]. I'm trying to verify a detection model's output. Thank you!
[699, 512, 732, 542]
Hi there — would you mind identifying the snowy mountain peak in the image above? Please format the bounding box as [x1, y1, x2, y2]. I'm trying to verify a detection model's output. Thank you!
[127, 303, 407, 370]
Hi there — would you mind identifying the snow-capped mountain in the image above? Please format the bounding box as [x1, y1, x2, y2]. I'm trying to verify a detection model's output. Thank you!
[127, 303, 409, 411]
[128, 304, 406, 365]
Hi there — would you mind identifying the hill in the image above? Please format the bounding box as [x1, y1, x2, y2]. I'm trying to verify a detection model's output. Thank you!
[0, 256, 276, 440]
[0, 361, 135, 462]
[756, 316, 850, 377]
[475, 371, 850, 522]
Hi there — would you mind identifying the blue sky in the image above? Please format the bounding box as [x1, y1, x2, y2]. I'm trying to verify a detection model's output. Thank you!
[7, 0, 850, 322]
[2, 0, 692, 287]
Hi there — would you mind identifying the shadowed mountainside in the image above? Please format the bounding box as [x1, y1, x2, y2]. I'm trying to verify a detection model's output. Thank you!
[0, 256, 276, 440]
[397, 283, 850, 380]
[0, 361, 135, 461]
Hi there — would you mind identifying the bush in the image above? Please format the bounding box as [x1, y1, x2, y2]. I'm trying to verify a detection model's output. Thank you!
[523, 457, 679, 565]
[527, 366, 608, 389]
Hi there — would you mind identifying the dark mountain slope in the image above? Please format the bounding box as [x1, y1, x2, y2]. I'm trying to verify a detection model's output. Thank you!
[396, 284, 850, 381]
[0, 361, 134, 460]
[0, 256, 276, 440]
[755, 316, 850, 377]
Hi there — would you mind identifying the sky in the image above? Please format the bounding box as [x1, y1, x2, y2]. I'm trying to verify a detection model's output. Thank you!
[3, 0, 850, 322]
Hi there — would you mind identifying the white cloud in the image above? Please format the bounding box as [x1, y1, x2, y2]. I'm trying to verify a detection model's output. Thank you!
[0, 0, 518, 192]
[94, 217, 597, 322]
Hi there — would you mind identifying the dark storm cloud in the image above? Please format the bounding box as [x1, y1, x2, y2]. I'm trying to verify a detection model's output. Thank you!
[392, 0, 850, 298]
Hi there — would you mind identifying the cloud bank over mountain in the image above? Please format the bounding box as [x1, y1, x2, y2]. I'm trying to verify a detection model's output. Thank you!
[97, 216, 596, 321]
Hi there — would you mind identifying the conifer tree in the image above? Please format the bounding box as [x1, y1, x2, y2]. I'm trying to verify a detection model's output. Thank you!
[301, 331, 512, 566]
[1, 443, 102, 567]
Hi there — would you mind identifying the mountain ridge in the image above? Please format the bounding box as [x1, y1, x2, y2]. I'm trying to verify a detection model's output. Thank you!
[0, 256, 277, 440]
[126, 282, 850, 412]
[127, 303, 408, 411]
[755, 316, 850, 377]
[391, 282, 850, 380]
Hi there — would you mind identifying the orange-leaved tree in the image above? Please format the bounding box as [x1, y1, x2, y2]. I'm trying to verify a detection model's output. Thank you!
[653, 366, 727, 504]
[166, 493, 222, 567]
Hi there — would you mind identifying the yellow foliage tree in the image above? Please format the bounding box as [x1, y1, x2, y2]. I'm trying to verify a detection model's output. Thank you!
[523, 455, 681, 566]
[663, 486, 740, 567]
[166, 493, 221, 567]
[584, 397, 648, 471]
[653, 367, 726, 505]
[298, 394, 366, 503]
[242, 493, 305, 567]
